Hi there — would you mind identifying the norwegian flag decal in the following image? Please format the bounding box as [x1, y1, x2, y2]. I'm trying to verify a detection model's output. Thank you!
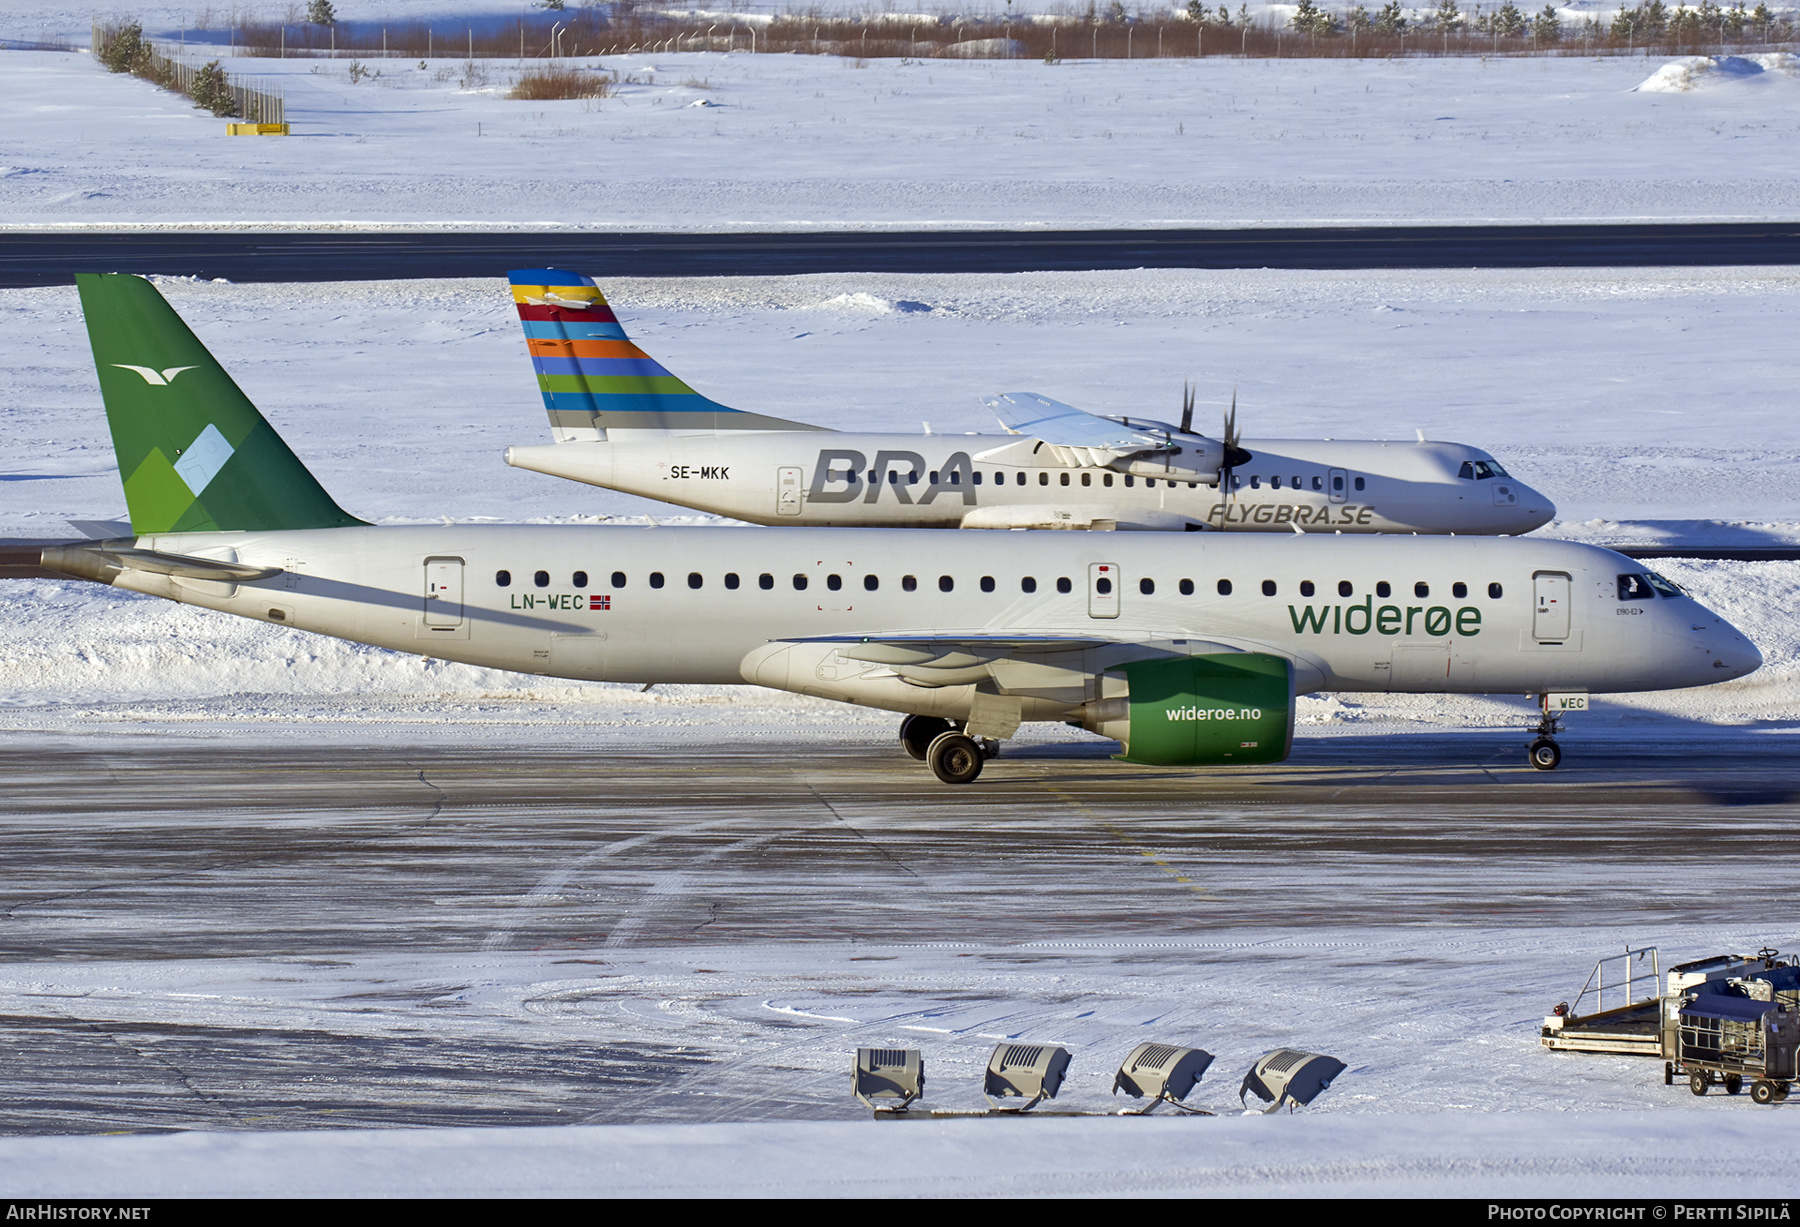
[593, 595, 611, 611]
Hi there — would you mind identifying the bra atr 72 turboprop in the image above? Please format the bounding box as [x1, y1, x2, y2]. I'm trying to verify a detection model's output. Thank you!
[46, 275, 1752, 784]
[501, 269, 1555, 536]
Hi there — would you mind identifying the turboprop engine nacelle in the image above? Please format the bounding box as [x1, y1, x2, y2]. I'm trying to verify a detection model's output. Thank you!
[1082, 654, 1296, 766]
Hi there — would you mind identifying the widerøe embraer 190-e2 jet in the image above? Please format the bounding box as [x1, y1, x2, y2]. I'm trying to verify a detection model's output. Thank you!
[500, 269, 1556, 536]
[48, 275, 1752, 783]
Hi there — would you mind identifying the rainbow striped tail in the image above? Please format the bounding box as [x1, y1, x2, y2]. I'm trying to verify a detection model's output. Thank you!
[508, 269, 820, 440]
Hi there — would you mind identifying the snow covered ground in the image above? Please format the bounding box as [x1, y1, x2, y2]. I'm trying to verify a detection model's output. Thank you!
[3, 35, 1800, 228]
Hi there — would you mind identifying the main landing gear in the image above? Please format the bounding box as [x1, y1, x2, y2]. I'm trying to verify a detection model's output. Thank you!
[899, 715, 1000, 785]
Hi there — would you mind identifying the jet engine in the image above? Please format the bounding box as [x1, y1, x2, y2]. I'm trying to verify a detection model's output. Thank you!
[1080, 653, 1295, 766]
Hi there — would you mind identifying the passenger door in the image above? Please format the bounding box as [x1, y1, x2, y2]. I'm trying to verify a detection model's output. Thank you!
[1088, 562, 1120, 619]
[777, 466, 804, 516]
[1328, 468, 1349, 505]
[423, 557, 464, 629]
[1533, 571, 1571, 642]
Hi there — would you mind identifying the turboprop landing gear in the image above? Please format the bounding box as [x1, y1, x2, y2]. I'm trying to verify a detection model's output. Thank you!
[927, 731, 986, 784]
[900, 715, 957, 761]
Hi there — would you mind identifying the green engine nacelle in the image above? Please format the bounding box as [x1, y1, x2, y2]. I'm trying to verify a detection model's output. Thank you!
[1110, 653, 1295, 766]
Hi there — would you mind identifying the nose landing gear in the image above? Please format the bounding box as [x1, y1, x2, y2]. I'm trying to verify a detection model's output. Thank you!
[1528, 707, 1563, 771]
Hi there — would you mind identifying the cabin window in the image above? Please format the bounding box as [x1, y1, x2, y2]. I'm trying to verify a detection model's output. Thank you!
[995, 472, 1004, 484]
[793, 574, 808, 591]
[1139, 578, 1155, 595]
[1250, 476, 1261, 489]
[1060, 472, 1070, 486]
[1179, 578, 1195, 596]
[688, 572, 703, 589]
[864, 574, 879, 591]
[495, 570, 512, 587]
[1488, 582, 1503, 599]
[573, 571, 588, 587]
[758, 573, 774, 590]
[1124, 475, 1135, 488]
[1299, 580, 1315, 597]
[939, 575, 954, 593]
[1414, 582, 1429, 598]
[971, 472, 981, 485]
[1332, 474, 1344, 493]
[930, 471, 939, 484]
[534, 570, 550, 588]
[827, 574, 842, 591]
[1292, 475, 1301, 489]
[1056, 577, 1073, 594]
[1354, 477, 1366, 491]
[1312, 475, 1323, 491]
[649, 572, 665, 589]
[1338, 580, 1354, 598]
[1271, 476, 1282, 490]
[1103, 473, 1114, 487]
[1081, 473, 1092, 487]
[1232, 474, 1242, 489]
[1022, 576, 1038, 594]
[950, 471, 961, 485]
[1039, 472, 1049, 486]
[980, 576, 995, 593]
[1261, 580, 1277, 596]
[1096, 577, 1113, 595]
[902, 575, 918, 592]
[1376, 581, 1392, 598]
[1217, 579, 1233, 595]
[1452, 582, 1468, 599]
[612, 571, 627, 588]
[725, 573, 740, 590]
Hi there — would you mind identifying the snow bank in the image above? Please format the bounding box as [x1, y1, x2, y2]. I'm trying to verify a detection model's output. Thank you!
[1637, 52, 1800, 92]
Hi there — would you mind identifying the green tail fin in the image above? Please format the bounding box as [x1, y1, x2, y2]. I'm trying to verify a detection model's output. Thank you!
[76, 274, 367, 534]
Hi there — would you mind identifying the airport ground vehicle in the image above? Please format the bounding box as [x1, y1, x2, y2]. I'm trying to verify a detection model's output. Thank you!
[1668, 993, 1800, 1104]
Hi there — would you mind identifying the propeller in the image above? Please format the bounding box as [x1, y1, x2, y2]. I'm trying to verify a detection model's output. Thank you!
[1180, 381, 1195, 436]
[1215, 387, 1253, 531]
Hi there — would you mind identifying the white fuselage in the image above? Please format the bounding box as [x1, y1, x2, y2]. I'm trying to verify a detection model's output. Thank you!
[104, 528, 1755, 733]
[504, 433, 1555, 535]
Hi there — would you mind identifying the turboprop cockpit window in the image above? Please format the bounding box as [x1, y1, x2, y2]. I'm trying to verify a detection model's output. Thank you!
[1618, 574, 1656, 601]
[1458, 460, 1508, 481]
[1645, 572, 1686, 598]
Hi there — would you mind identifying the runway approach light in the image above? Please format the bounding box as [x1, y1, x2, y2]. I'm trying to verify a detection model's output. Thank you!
[1239, 1049, 1347, 1114]
[1112, 1042, 1215, 1109]
[854, 1048, 925, 1111]
[985, 1043, 1071, 1110]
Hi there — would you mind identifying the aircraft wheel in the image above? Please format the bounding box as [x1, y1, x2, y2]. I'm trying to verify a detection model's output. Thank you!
[1725, 1074, 1744, 1095]
[927, 732, 985, 785]
[900, 715, 953, 762]
[1752, 1080, 1778, 1105]
[1690, 1072, 1710, 1096]
[1529, 739, 1562, 771]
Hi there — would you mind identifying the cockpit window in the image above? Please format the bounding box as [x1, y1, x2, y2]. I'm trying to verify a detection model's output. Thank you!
[1645, 572, 1685, 599]
[1459, 460, 1509, 481]
[1618, 574, 1656, 601]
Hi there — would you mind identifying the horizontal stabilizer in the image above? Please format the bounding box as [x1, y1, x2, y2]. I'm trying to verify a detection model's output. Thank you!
[40, 542, 281, 584]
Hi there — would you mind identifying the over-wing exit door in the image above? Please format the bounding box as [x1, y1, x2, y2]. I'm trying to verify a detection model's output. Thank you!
[1088, 562, 1120, 619]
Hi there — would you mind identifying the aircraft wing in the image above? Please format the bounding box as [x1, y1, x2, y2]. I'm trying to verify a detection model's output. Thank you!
[982, 392, 1172, 468]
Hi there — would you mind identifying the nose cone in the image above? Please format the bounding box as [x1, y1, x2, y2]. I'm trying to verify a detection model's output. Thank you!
[1710, 617, 1764, 682]
[1675, 605, 1763, 685]
[1507, 481, 1556, 533]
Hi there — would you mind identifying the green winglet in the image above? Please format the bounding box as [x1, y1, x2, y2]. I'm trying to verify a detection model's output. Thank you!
[76, 274, 368, 534]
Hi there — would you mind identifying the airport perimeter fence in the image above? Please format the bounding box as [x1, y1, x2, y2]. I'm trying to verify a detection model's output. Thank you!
[92, 22, 284, 123]
[90, 10, 1800, 63]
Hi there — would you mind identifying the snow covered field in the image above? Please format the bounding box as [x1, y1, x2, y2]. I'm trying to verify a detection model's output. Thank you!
[2, 36, 1800, 228]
